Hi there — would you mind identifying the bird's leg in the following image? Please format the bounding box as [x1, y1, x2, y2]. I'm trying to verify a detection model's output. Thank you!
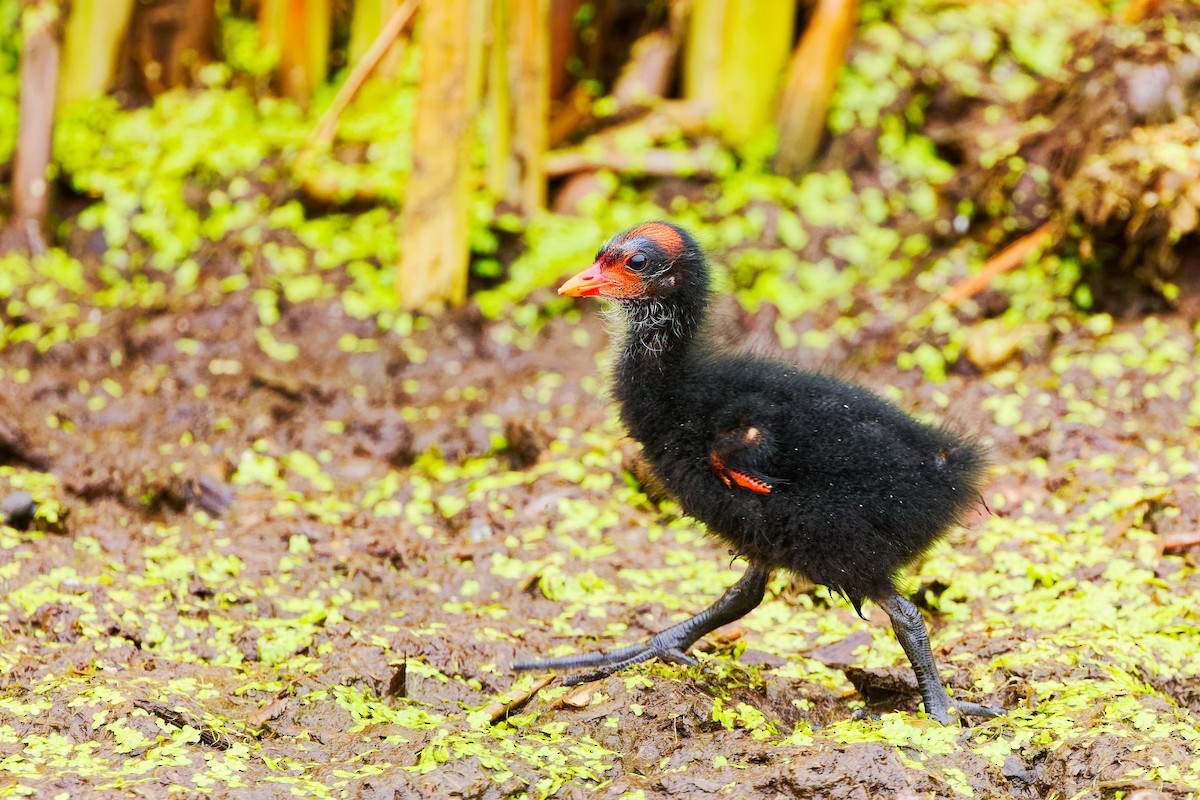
[878, 592, 1004, 724]
[514, 563, 770, 686]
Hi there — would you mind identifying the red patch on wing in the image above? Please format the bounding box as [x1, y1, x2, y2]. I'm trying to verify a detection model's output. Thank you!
[626, 222, 686, 257]
[709, 451, 772, 494]
[729, 471, 772, 494]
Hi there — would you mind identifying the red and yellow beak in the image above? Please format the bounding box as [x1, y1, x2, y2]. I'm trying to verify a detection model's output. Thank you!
[558, 260, 644, 298]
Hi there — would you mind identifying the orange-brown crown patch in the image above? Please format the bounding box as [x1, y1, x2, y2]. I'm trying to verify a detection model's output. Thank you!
[624, 222, 686, 257]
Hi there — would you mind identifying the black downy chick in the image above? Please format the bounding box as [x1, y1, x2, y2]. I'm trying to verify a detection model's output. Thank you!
[515, 222, 1002, 724]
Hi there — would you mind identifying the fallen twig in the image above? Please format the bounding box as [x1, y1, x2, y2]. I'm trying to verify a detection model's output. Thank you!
[481, 675, 553, 725]
[941, 221, 1058, 307]
[547, 100, 713, 178]
[306, 0, 419, 151]
[1160, 532, 1200, 553]
[546, 147, 719, 179]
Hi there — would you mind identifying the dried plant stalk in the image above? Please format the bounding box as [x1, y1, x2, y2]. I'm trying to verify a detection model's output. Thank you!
[684, 0, 796, 148]
[509, 0, 549, 213]
[348, 0, 408, 79]
[397, 0, 476, 310]
[775, 0, 858, 176]
[10, 0, 62, 253]
[56, 0, 135, 108]
[260, 0, 332, 103]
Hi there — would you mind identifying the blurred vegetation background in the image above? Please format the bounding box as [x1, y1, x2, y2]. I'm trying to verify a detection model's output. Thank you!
[2, 6, 1200, 795]
[0, 0, 1197, 327]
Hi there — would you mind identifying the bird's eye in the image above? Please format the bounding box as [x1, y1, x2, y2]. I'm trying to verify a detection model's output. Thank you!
[627, 252, 648, 270]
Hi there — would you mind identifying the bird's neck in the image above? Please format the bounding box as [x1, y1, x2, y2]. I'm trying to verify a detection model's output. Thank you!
[610, 289, 710, 450]
[609, 298, 704, 452]
[613, 292, 707, 369]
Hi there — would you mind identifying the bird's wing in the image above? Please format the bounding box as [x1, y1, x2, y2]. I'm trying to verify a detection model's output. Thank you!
[709, 423, 779, 495]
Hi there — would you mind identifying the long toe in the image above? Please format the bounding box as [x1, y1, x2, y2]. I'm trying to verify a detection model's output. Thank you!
[658, 648, 700, 667]
[512, 642, 650, 672]
[561, 648, 664, 686]
[928, 699, 1006, 725]
[955, 700, 1005, 719]
[516, 636, 705, 686]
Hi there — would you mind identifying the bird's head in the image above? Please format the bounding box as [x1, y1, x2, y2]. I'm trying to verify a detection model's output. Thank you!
[559, 222, 704, 301]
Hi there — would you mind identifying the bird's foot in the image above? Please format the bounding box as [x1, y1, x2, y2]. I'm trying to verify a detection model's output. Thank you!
[879, 592, 1004, 726]
[922, 692, 1005, 725]
[513, 626, 703, 686]
[514, 564, 771, 686]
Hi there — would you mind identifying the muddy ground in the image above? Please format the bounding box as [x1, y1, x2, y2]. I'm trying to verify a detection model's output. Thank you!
[2, 243, 1200, 799]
